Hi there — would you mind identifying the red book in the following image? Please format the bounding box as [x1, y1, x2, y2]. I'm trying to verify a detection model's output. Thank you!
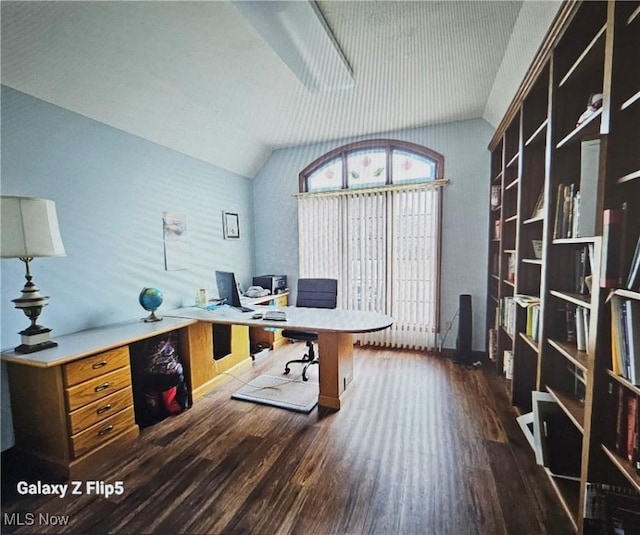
[615, 385, 627, 456]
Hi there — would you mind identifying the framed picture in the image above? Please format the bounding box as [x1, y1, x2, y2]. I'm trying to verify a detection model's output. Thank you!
[223, 211, 240, 239]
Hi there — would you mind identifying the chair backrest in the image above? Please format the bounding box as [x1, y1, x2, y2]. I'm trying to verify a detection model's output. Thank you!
[296, 278, 337, 309]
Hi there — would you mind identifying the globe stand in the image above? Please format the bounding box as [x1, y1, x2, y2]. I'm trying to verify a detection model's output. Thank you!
[142, 309, 163, 323]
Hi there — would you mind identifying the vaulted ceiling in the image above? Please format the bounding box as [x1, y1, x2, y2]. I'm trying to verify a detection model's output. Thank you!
[1, 1, 562, 179]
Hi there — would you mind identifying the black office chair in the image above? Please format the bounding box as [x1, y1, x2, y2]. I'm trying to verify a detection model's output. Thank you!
[282, 278, 337, 381]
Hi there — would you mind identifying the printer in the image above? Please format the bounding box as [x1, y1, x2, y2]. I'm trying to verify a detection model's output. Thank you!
[252, 274, 287, 295]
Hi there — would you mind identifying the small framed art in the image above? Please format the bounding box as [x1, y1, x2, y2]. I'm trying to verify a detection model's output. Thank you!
[223, 211, 240, 239]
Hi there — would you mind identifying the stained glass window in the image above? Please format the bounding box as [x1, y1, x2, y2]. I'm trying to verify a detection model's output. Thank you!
[346, 149, 387, 189]
[392, 150, 436, 184]
[301, 140, 442, 193]
[306, 158, 343, 193]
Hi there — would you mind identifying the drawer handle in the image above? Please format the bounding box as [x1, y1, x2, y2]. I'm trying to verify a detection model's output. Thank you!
[92, 360, 108, 369]
[94, 382, 110, 392]
[98, 425, 114, 436]
[96, 404, 112, 415]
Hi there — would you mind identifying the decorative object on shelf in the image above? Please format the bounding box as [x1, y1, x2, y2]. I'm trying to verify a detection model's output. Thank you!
[531, 240, 543, 259]
[223, 211, 240, 239]
[0, 196, 66, 353]
[139, 287, 164, 322]
[576, 92, 603, 127]
[531, 188, 544, 218]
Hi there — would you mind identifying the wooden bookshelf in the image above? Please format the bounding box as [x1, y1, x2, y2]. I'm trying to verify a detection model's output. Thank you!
[485, 2, 640, 532]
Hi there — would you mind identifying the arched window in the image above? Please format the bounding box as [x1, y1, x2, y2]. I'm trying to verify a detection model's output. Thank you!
[296, 139, 446, 351]
[299, 139, 444, 193]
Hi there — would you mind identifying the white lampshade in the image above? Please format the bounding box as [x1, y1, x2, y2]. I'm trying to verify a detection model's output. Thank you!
[1, 196, 66, 258]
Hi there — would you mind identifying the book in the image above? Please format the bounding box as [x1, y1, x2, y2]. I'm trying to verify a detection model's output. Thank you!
[553, 183, 564, 239]
[624, 299, 640, 385]
[601, 208, 623, 288]
[578, 139, 600, 238]
[584, 483, 640, 534]
[615, 384, 627, 456]
[575, 307, 586, 352]
[626, 235, 640, 290]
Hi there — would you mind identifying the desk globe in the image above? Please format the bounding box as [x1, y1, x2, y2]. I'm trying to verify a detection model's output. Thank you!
[139, 287, 163, 322]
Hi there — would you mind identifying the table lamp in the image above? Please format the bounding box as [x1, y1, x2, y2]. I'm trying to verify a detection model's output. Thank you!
[1, 196, 66, 353]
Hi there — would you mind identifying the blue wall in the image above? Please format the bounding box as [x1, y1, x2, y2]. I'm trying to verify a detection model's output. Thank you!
[1, 86, 255, 450]
[252, 119, 493, 353]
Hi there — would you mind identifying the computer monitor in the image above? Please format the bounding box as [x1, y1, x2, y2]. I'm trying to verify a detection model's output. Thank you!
[215, 271, 253, 312]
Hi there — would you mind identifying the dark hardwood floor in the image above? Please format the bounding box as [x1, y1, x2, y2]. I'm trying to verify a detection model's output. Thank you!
[2, 344, 574, 534]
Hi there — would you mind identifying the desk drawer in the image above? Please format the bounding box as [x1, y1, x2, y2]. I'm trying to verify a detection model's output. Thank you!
[70, 406, 136, 459]
[66, 366, 131, 412]
[67, 386, 134, 435]
[63, 347, 130, 387]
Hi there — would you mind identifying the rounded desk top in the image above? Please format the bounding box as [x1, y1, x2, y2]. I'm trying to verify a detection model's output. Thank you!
[168, 305, 394, 334]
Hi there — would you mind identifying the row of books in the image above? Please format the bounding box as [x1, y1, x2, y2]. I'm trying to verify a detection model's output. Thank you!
[552, 304, 591, 353]
[583, 483, 640, 534]
[572, 244, 593, 296]
[612, 383, 639, 472]
[611, 296, 640, 385]
[526, 304, 541, 343]
[503, 349, 513, 379]
[553, 183, 581, 239]
[500, 296, 517, 336]
[601, 205, 640, 291]
[514, 294, 541, 343]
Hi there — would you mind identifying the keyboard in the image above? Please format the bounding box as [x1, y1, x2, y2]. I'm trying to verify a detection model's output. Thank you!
[233, 305, 254, 313]
[263, 310, 287, 321]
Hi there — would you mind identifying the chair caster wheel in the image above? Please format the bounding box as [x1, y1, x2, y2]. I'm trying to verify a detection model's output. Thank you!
[283, 368, 290, 375]
[302, 374, 308, 382]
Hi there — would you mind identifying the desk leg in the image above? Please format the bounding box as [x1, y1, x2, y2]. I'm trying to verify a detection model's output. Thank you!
[317, 332, 353, 410]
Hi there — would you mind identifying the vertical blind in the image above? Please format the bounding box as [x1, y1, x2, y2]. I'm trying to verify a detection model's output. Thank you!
[298, 185, 441, 350]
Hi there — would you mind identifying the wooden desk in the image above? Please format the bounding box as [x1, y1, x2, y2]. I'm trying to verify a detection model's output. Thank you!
[1, 317, 206, 478]
[242, 292, 289, 350]
[167, 305, 393, 410]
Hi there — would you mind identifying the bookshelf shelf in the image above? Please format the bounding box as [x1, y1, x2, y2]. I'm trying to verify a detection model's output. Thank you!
[552, 237, 596, 245]
[605, 369, 640, 397]
[506, 152, 520, 168]
[614, 289, 640, 302]
[486, 3, 640, 532]
[616, 170, 640, 184]
[621, 89, 640, 111]
[505, 178, 519, 190]
[601, 445, 640, 493]
[546, 386, 585, 433]
[519, 332, 539, 353]
[548, 338, 588, 372]
[558, 24, 606, 88]
[549, 290, 592, 309]
[545, 469, 580, 531]
[525, 119, 549, 147]
[523, 215, 544, 225]
[555, 108, 602, 149]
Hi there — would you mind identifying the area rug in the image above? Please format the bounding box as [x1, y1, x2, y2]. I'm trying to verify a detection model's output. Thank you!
[231, 374, 318, 413]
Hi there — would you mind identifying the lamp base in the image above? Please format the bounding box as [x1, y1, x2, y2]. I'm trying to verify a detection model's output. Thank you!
[15, 340, 58, 354]
[15, 326, 57, 354]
